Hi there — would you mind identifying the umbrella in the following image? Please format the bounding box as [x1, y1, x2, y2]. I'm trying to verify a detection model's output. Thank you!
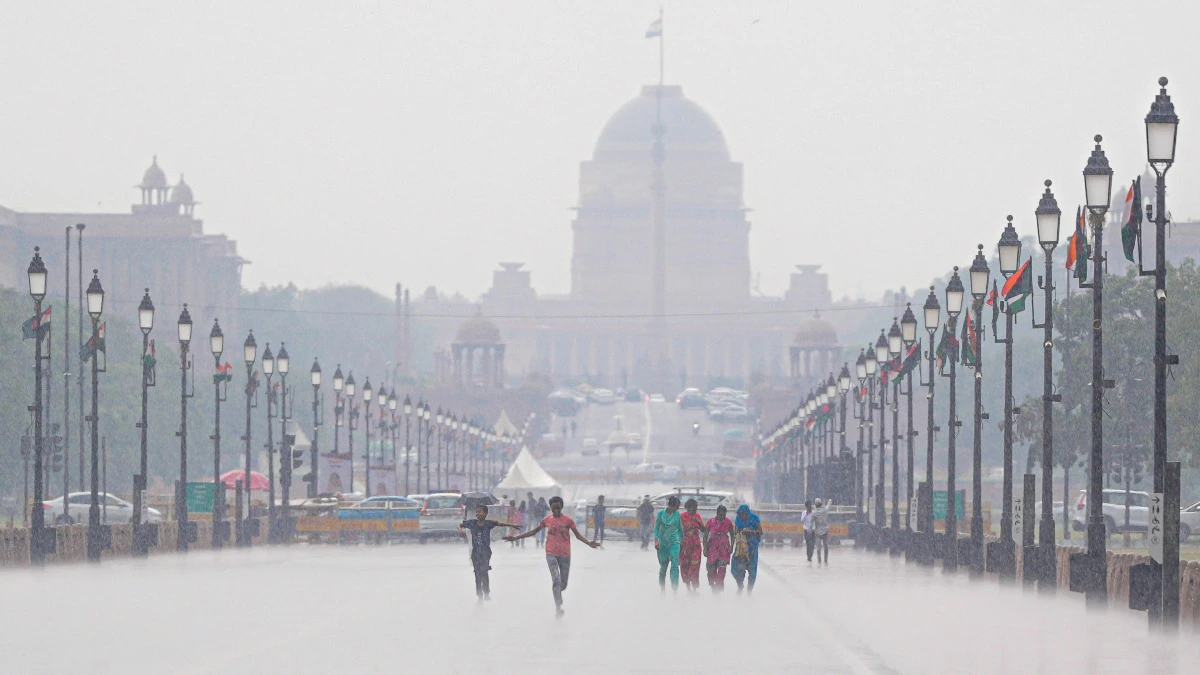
[461, 491, 497, 505]
[217, 469, 270, 491]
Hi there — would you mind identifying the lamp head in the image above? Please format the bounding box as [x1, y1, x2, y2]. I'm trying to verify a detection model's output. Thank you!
[138, 288, 155, 335]
[344, 372, 355, 397]
[209, 319, 224, 358]
[887, 317, 903, 356]
[177, 304, 193, 344]
[310, 359, 322, 387]
[332, 365, 344, 392]
[1083, 134, 1113, 214]
[900, 303, 917, 345]
[26, 247, 47, 301]
[923, 285, 941, 335]
[262, 343, 274, 375]
[276, 343, 289, 375]
[1034, 180, 1061, 251]
[855, 350, 867, 381]
[86, 269, 104, 319]
[875, 330, 889, 364]
[969, 245, 990, 298]
[1145, 76, 1179, 167]
[945, 268, 965, 317]
[243, 330, 257, 365]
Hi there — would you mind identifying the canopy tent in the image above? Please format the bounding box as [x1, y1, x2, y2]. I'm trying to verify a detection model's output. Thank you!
[493, 410, 520, 437]
[495, 447, 559, 493]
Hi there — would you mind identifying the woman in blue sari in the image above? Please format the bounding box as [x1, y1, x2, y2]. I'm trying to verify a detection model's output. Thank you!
[731, 504, 762, 594]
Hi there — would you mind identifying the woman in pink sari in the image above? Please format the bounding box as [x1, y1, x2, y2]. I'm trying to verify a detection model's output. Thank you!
[679, 499, 707, 591]
[704, 504, 734, 591]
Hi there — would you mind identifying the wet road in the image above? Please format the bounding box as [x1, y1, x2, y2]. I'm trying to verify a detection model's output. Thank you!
[3, 541, 1195, 674]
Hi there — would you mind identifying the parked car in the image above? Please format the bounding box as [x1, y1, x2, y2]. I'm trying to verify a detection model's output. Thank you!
[1072, 489, 1150, 533]
[715, 405, 755, 424]
[678, 393, 706, 409]
[649, 393, 666, 403]
[44, 492, 164, 525]
[589, 388, 618, 405]
[419, 493, 465, 540]
[1179, 500, 1200, 541]
[581, 438, 600, 456]
[631, 462, 680, 481]
[623, 388, 644, 402]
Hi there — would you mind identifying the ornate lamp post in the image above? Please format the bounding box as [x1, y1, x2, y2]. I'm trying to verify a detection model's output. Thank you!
[309, 360, 322, 497]
[176, 305, 195, 552]
[854, 350, 868, 521]
[422, 402, 433, 491]
[403, 395, 413, 495]
[1145, 77, 1181, 628]
[209, 319, 227, 549]
[919, 287, 941, 566]
[943, 268, 965, 571]
[1075, 135, 1114, 606]
[132, 289, 157, 556]
[332, 365, 344, 492]
[1033, 184, 1061, 591]
[887, 319, 902, 556]
[362, 378, 374, 497]
[435, 408, 445, 489]
[874, 330, 889, 546]
[26, 249, 56, 564]
[344, 373, 357, 494]
[84, 270, 106, 563]
[261, 344, 276, 541]
[968, 245, 990, 578]
[989, 214, 1025, 582]
[276, 343, 293, 542]
[239, 331, 257, 547]
[388, 390, 399, 491]
[900, 303, 918, 556]
[863, 344, 878, 534]
[377, 386, 390, 493]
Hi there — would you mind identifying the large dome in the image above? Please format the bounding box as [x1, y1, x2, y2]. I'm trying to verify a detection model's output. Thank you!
[793, 314, 839, 348]
[593, 85, 729, 160]
[456, 312, 502, 344]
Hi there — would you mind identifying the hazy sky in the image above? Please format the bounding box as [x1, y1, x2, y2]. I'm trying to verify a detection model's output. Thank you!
[1, 2, 1196, 302]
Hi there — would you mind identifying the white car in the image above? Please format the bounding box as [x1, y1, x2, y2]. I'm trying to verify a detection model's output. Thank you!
[649, 394, 665, 403]
[581, 438, 600, 456]
[1072, 489, 1149, 533]
[44, 492, 164, 525]
[633, 462, 680, 481]
[1179, 500, 1200, 541]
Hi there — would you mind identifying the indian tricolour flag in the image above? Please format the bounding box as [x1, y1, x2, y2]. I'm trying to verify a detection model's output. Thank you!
[645, 17, 662, 38]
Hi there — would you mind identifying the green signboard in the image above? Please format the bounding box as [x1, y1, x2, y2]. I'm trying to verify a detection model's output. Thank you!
[932, 489, 965, 521]
[186, 482, 214, 514]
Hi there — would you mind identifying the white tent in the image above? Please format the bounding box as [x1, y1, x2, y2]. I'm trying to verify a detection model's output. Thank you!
[493, 410, 520, 437]
[495, 447, 559, 493]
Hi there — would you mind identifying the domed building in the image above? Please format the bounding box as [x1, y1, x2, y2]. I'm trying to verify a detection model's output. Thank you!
[789, 313, 842, 388]
[414, 84, 838, 392]
[448, 310, 506, 390]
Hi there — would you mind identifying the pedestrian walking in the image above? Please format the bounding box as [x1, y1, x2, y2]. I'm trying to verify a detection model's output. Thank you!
[731, 504, 762, 594]
[704, 505, 734, 591]
[654, 496, 684, 591]
[457, 505, 520, 600]
[514, 501, 527, 548]
[505, 496, 599, 617]
[593, 495, 606, 543]
[637, 495, 654, 549]
[812, 498, 831, 564]
[801, 500, 816, 562]
[679, 498, 707, 591]
[534, 497, 549, 547]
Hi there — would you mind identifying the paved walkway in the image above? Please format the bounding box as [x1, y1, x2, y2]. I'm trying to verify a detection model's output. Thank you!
[1, 540, 1195, 674]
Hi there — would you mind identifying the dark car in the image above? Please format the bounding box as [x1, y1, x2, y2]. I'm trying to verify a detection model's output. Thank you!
[624, 388, 644, 402]
[678, 393, 706, 409]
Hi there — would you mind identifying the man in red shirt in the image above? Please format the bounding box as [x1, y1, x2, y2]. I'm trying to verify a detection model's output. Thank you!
[505, 495, 599, 617]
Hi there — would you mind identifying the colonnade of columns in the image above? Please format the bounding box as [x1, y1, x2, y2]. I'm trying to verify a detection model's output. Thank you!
[451, 343, 505, 389]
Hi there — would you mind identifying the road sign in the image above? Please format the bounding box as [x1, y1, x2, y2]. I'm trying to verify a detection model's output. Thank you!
[1012, 494, 1024, 543]
[186, 482, 215, 515]
[1149, 492, 1164, 563]
[932, 489, 965, 521]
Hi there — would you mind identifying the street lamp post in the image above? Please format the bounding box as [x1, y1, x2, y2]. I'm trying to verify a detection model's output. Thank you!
[1032, 182, 1062, 590]
[209, 320, 227, 549]
[309, 360, 322, 498]
[262, 344, 276, 542]
[943, 268, 965, 571]
[854, 351, 868, 522]
[26, 249, 56, 564]
[1144, 76, 1181, 628]
[240, 331, 257, 547]
[989, 214, 1027, 582]
[921, 286, 942, 566]
[403, 395, 413, 495]
[968, 246, 991, 578]
[133, 289, 157, 556]
[1076, 134, 1114, 606]
[435, 408, 445, 489]
[887, 319, 902, 556]
[875, 330, 889, 548]
[84, 270, 107, 562]
[362, 378, 373, 497]
[377, 386, 389, 493]
[388, 390, 398, 491]
[864, 345, 878, 537]
[900, 304, 918, 558]
[345, 373, 357, 494]
[176, 305, 195, 552]
[422, 403, 432, 491]
[332, 365, 344, 492]
[277, 343, 293, 542]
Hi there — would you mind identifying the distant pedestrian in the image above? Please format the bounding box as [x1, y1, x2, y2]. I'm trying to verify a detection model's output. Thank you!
[637, 495, 654, 549]
[704, 505, 734, 591]
[731, 504, 762, 594]
[534, 497, 549, 547]
[812, 498, 831, 564]
[514, 501, 527, 548]
[505, 496, 599, 617]
[457, 505, 520, 600]
[801, 500, 816, 562]
[570, 420, 577, 438]
[680, 498, 707, 591]
[654, 496, 684, 591]
[593, 495, 606, 543]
